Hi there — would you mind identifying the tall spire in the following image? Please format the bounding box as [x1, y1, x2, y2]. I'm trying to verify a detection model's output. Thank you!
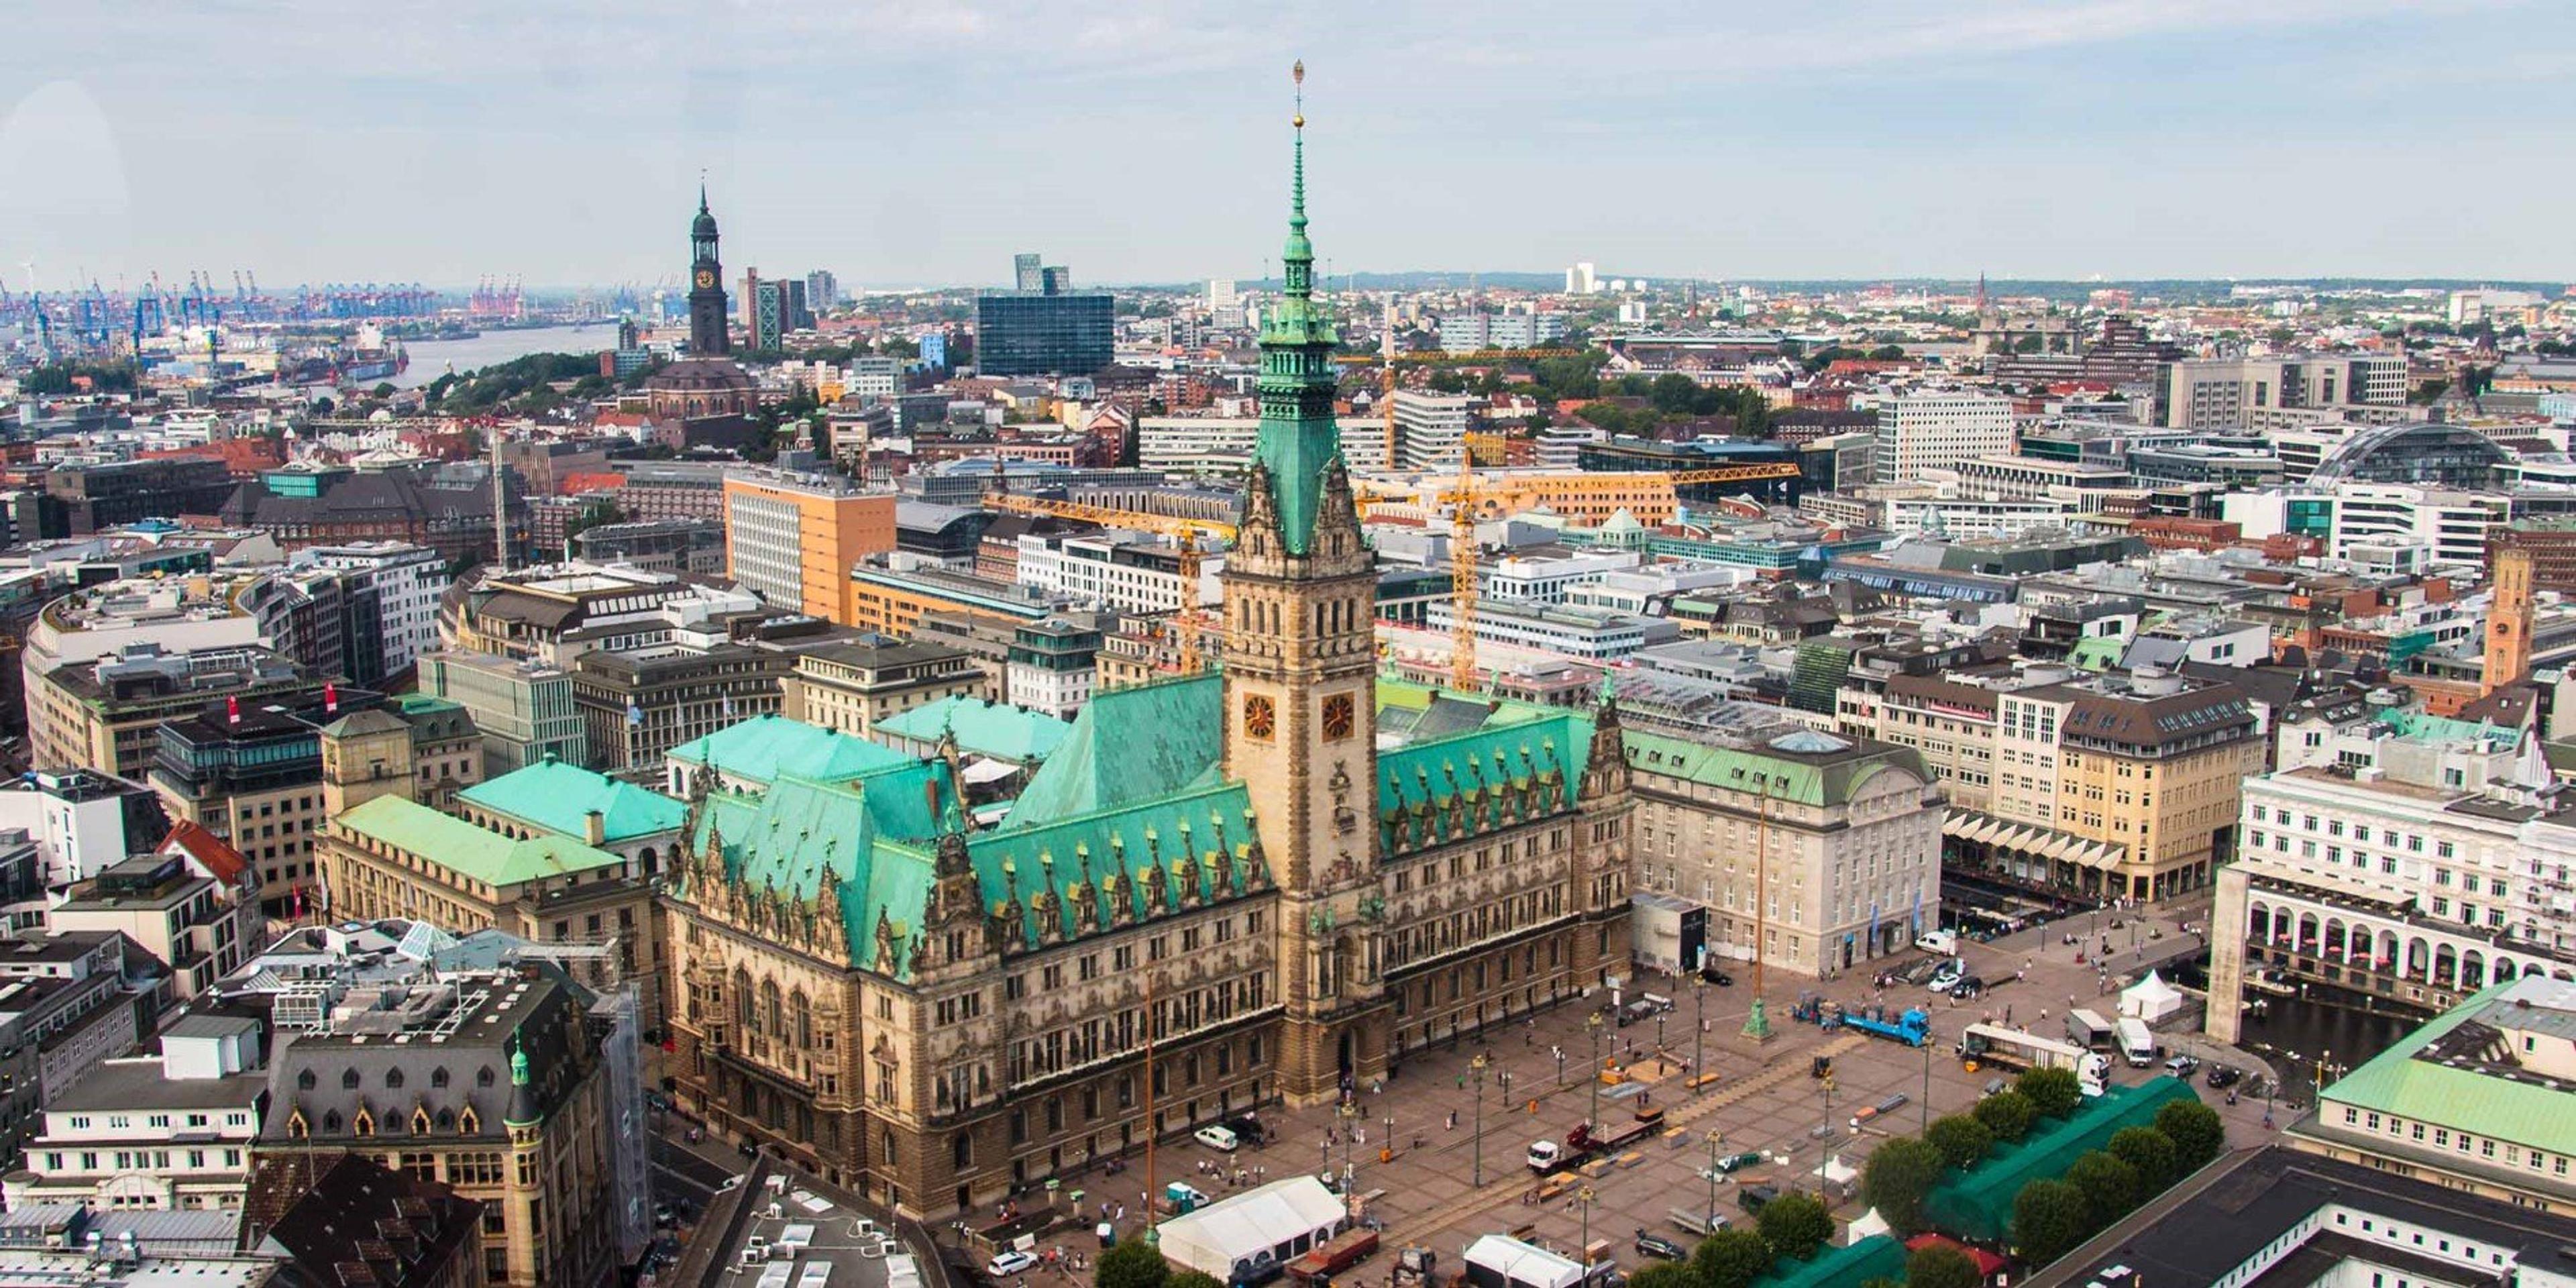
[1246, 60, 1342, 557]
[1285, 60, 1309, 273]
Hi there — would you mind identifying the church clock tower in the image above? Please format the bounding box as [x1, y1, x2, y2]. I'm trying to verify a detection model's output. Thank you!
[688, 186, 731, 358]
[1221, 64, 1388, 1106]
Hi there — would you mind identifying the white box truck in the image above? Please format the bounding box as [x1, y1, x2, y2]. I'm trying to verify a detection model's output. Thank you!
[2115, 1016, 2155, 1067]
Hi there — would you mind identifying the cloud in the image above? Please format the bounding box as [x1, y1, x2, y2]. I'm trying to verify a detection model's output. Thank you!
[0, 80, 134, 293]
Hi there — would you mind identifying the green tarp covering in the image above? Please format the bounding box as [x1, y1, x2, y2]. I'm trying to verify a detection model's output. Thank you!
[1923, 1077, 2198, 1242]
[1750, 1234, 1905, 1287]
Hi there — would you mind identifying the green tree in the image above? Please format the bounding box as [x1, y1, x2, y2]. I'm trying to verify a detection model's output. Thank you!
[1904, 1244, 1981, 1288]
[1755, 1191, 1833, 1262]
[1624, 1265, 1699, 1288]
[2011, 1178, 2090, 1268]
[1095, 1240, 1169, 1288]
[2065, 1150, 2141, 1227]
[1691, 1228, 1773, 1288]
[2017, 1067, 2082, 1120]
[1860, 1136, 1943, 1234]
[1165, 1273, 1221, 1288]
[1972, 1089, 2037, 1142]
[2106, 1126, 2178, 1191]
[1925, 1114, 1993, 1172]
[2154, 1099, 2225, 1171]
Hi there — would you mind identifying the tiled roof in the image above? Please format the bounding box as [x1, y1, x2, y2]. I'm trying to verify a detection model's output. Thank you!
[461, 756, 686, 843]
[160, 818, 248, 884]
[1620, 728, 1926, 810]
[337, 796, 623, 887]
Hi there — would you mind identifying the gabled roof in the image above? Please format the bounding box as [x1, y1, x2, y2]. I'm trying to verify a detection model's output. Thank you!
[461, 756, 686, 843]
[688, 763, 946, 958]
[668, 714, 916, 787]
[1002, 673, 1222, 828]
[877, 696, 1073, 764]
[338, 796, 623, 888]
[160, 818, 248, 885]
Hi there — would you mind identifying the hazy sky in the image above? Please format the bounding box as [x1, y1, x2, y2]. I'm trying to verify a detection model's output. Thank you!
[4, 1, 2570, 292]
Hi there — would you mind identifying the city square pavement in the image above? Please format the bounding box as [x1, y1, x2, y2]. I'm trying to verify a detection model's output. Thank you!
[1080, 889, 2292, 1271]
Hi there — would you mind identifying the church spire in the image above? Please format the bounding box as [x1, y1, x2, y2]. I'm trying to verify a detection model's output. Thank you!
[1246, 60, 1342, 557]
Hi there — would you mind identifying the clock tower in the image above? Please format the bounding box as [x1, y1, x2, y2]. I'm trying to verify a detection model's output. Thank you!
[1221, 64, 1388, 1106]
[688, 186, 730, 358]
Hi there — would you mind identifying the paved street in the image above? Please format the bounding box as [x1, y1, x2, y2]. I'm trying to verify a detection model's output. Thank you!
[1063, 890, 2292, 1270]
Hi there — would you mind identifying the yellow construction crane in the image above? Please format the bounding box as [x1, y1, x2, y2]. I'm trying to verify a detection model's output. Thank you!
[1667, 464, 1803, 486]
[985, 495, 1232, 673]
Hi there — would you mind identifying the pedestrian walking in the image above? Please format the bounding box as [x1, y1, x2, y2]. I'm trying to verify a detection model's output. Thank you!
[1447, 1110, 1458, 1130]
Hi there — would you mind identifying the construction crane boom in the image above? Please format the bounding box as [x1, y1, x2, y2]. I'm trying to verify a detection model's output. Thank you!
[1449, 451, 1479, 691]
[985, 493, 1236, 540]
[1665, 464, 1803, 486]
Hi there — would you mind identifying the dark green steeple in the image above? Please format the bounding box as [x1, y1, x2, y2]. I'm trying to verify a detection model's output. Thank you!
[1249, 60, 1343, 557]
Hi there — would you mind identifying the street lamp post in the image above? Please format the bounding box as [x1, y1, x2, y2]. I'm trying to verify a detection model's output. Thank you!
[1338, 1102, 1358, 1212]
[1817, 1073, 1835, 1196]
[1470, 1052, 1490, 1187]
[1921, 1022, 1933, 1132]
[1656, 1010, 1667, 1053]
[1578, 1185, 1595, 1256]
[1585, 1012, 1605, 1134]
[1693, 980, 1707, 1085]
[1703, 1130, 1723, 1225]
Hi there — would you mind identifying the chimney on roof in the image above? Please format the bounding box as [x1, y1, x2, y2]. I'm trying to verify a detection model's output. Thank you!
[582, 809, 605, 847]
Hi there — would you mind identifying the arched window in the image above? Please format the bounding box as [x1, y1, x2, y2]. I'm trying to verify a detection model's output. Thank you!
[762, 978, 783, 1040]
[792, 990, 812, 1051]
[411, 1107, 433, 1136]
[735, 968, 755, 1031]
[431, 1067, 449, 1089]
[386, 1069, 405, 1090]
[476, 1067, 495, 1088]
[459, 1107, 481, 1135]
[297, 1070, 317, 1091]
[353, 1108, 375, 1137]
[323, 1111, 343, 1134]
[286, 1110, 309, 1139]
[341, 1069, 360, 1090]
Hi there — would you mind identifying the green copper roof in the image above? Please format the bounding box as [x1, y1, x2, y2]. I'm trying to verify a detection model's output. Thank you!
[877, 697, 1073, 764]
[667, 714, 914, 787]
[2317, 978, 2576, 1160]
[687, 762, 945, 955]
[1248, 107, 1343, 557]
[1002, 673, 1223, 829]
[461, 756, 686, 843]
[1373, 682, 1596, 855]
[958, 777, 1262, 954]
[338, 796, 624, 888]
[1619, 728, 1925, 810]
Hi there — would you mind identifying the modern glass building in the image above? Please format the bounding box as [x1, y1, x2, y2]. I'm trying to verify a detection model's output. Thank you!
[975, 289, 1114, 375]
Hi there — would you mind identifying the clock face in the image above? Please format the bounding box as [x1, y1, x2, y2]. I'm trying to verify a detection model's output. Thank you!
[1322, 694, 1355, 741]
[1243, 695, 1276, 741]
[695, 270, 716, 289]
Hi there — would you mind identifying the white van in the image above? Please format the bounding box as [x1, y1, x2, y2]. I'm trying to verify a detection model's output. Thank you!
[1914, 930, 1957, 955]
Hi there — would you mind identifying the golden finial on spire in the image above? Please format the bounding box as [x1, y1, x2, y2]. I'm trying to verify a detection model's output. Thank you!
[1292, 60, 1305, 128]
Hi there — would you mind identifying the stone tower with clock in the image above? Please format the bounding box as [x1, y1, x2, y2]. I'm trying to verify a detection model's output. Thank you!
[1220, 70, 1390, 1106]
[688, 186, 731, 358]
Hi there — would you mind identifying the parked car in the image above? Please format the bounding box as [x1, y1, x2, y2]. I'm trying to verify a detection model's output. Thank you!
[987, 1250, 1039, 1278]
[1700, 967, 1733, 987]
[2164, 1055, 2201, 1078]
[1927, 963, 1965, 994]
[1194, 1125, 1240, 1152]
[1712, 1150, 1766, 1175]
[1737, 1183, 1781, 1214]
[2206, 1065, 2243, 1089]
[1224, 1115, 1268, 1145]
[1633, 1231, 1686, 1261]
[1950, 975, 1985, 1000]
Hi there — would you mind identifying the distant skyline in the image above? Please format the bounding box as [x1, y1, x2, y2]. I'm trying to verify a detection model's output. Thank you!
[5, 1, 2572, 292]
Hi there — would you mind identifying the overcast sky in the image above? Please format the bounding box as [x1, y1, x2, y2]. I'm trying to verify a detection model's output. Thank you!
[3, 1, 2569, 292]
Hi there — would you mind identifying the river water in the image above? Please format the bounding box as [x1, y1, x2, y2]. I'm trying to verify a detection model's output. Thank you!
[389, 323, 619, 389]
[2163, 955, 2416, 1098]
